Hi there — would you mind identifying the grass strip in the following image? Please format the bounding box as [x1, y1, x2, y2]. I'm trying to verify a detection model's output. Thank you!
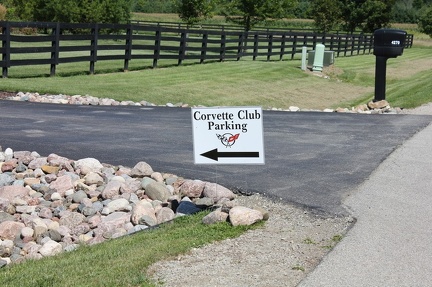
[0, 211, 261, 287]
[0, 41, 431, 110]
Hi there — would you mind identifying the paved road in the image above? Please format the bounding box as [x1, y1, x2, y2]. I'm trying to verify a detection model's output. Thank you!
[1, 100, 431, 215]
[299, 118, 432, 287]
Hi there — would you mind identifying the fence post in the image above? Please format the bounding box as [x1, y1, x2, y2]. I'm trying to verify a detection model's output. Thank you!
[330, 34, 335, 51]
[253, 33, 259, 60]
[2, 22, 10, 78]
[200, 32, 208, 64]
[50, 22, 60, 76]
[153, 27, 161, 68]
[267, 34, 273, 61]
[219, 32, 226, 62]
[312, 34, 317, 49]
[178, 31, 187, 65]
[343, 35, 348, 57]
[280, 33, 286, 61]
[124, 24, 133, 71]
[90, 23, 98, 74]
[337, 34, 342, 57]
[236, 32, 244, 61]
[360, 34, 366, 54]
[356, 35, 361, 55]
[291, 34, 298, 60]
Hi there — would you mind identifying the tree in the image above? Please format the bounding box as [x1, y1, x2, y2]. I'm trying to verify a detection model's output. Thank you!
[6, 0, 34, 21]
[338, 0, 395, 33]
[3, 0, 132, 24]
[131, 0, 147, 12]
[392, 1, 418, 23]
[32, 0, 57, 22]
[131, 0, 175, 13]
[175, 0, 215, 26]
[419, 4, 432, 37]
[311, 0, 342, 33]
[414, 0, 432, 9]
[361, 0, 395, 32]
[293, 0, 312, 18]
[99, 0, 132, 24]
[221, 0, 297, 31]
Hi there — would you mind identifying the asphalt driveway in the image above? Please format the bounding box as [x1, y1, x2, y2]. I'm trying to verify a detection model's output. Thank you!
[1, 100, 431, 215]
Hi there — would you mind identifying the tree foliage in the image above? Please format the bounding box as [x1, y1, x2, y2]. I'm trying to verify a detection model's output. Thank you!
[175, 0, 215, 26]
[293, 0, 312, 18]
[131, 0, 176, 13]
[310, 0, 396, 33]
[419, 4, 432, 37]
[0, 0, 132, 23]
[311, 0, 342, 33]
[393, 0, 418, 23]
[361, 0, 395, 32]
[390, 0, 432, 22]
[339, 0, 396, 33]
[221, 0, 297, 31]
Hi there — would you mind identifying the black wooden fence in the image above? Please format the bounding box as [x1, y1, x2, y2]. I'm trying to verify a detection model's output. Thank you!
[0, 21, 414, 78]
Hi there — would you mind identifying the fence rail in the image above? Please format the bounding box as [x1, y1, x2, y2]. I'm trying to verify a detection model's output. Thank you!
[0, 21, 414, 77]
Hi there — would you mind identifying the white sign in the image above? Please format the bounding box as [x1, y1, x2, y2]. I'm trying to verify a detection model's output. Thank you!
[191, 106, 265, 164]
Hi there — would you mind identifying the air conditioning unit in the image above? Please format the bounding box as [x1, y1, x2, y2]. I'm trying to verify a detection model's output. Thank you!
[307, 51, 335, 67]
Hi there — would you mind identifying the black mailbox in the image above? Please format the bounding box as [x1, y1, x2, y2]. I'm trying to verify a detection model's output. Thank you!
[372, 28, 407, 102]
[373, 29, 407, 58]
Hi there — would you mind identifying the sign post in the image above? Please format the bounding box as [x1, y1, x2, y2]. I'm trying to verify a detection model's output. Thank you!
[191, 106, 265, 165]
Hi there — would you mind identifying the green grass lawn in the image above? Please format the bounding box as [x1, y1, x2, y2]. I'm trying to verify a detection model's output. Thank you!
[0, 212, 261, 287]
[1, 44, 431, 109]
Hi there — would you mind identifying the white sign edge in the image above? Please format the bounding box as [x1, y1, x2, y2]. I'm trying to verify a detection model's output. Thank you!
[191, 106, 265, 165]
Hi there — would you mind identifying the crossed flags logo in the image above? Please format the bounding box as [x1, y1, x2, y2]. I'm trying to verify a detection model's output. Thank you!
[217, 133, 240, 148]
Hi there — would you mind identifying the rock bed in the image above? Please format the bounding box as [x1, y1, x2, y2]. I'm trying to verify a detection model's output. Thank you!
[2, 91, 403, 114]
[0, 146, 265, 268]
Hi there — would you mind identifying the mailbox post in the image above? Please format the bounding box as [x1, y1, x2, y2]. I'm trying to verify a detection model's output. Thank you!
[373, 29, 407, 102]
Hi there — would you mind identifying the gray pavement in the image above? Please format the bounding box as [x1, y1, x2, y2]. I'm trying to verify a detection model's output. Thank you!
[2, 100, 432, 286]
[1, 100, 432, 215]
[299, 122, 432, 286]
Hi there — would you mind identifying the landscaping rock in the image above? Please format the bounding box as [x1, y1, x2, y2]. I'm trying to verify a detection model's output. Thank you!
[0, 221, 25, 240]
[74, 158, 103, 175]
[1, 91, 405, 114]
[131, 201, 157, 226]
[0, 147, 265, 268]
[131, 161, 153, 177]
[39, 240, 62, 257]
[202, 209, 229, 225]
[180, 179, 205, 198]
[176, 201, 202, 215]
[229, 206, 264, 226]
[203, 182, 236, 202]
[145, 181, 170, 202]
[368, 100, 390, 110]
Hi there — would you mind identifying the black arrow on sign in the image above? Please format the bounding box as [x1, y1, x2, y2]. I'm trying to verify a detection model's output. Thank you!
[200, 148, 260, 161]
